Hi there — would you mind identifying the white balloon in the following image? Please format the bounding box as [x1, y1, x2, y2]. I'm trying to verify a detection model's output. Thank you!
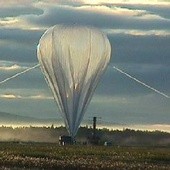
[37, 25, 111, 137]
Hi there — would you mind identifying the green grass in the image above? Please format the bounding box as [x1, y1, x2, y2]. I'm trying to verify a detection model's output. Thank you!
[0, 142, 169, 169]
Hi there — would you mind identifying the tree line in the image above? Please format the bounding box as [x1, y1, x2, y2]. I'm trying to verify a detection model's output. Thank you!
[0, 125, 169, 146]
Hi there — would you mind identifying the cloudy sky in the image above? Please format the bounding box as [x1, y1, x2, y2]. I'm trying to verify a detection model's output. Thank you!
[0, 0, 170, 130]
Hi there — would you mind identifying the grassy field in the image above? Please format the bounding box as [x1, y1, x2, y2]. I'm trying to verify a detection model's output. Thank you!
[0, 142, 169, 169]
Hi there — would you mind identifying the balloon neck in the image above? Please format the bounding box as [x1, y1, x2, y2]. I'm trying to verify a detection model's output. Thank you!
[72, 136, 76, 144]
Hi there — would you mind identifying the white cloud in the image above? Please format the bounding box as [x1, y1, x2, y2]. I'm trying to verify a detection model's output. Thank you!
[0, 94, 21, 99]
[71, 5, 146, 17]
[0, 61, 37, 72]
[81, 0, 170, 5]
[0, 15, 45, 31]
[0, 64, 22, 71]
[28, 94, 53, 100]
[0, 0, 31, 7]
[0, 17, 19, 25]
[138, 13, 168, 20]
[0, 1, 45, 30]
[0, 93, 53, 100]
[106, 29, 170, 36]
[70, 5, 168, 22]
[0, 1, 168, 31]
[92, 95, 129, 104]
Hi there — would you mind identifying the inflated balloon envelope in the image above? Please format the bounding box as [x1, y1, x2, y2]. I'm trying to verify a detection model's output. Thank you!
[37, 24, 111, 138]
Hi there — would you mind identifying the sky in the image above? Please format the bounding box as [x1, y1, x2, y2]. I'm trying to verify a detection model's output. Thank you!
[0, 0, 170, 131]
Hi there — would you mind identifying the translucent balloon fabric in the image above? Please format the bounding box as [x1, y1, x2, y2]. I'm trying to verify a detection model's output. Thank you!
[37, 25, 111, 137]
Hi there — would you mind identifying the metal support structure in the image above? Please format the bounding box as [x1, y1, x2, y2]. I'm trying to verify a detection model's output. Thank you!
[93, 116, 97, 139]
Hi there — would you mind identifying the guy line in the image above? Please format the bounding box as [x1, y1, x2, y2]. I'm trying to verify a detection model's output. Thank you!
[0, 63, 169, 99]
